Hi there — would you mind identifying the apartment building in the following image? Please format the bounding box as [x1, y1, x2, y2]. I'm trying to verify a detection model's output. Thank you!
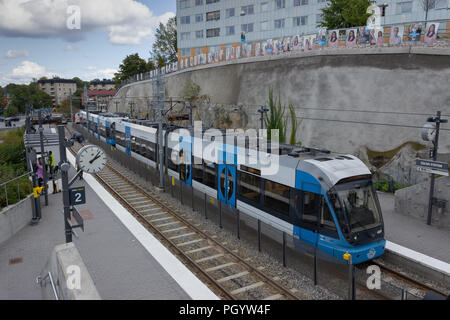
[37, 78, 77, 107]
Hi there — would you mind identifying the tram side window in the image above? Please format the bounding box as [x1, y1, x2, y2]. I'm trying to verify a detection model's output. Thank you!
[147, 141, 156, 161]
[263, 180, 290, 217]
[204, 162, 216, 190]
[239, 171, 261, 204]
[137, 138, 146, 156]
[100, 125, 106, 137]
[193, 157, 203, 183]
[106, 125, 111, 139]
[168, 148, 179, 172]
[302, 191, 320, 225]
[131, 136, 137, 152]
[116, 131, 125, 147]
[320, 198, 338, 238]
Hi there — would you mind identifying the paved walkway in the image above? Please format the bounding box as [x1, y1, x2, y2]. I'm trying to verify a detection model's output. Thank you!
[0, 165, 192, 300]
[378, 192, 450, 264]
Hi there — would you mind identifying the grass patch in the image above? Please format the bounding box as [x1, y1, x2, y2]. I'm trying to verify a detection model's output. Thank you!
[373, 179, 406, 193]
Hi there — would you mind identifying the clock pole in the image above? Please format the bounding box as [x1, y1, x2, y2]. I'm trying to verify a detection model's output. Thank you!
[57, 125, 73, 243]
[426, 111, 448, 225]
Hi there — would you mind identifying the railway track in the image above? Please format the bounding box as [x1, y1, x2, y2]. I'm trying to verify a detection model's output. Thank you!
[65, 125, 448, 300]
[369, 261, 449, 299]
[66, 127, 301, 300]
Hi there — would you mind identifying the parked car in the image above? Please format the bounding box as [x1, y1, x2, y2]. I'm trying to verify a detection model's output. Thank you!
[0, 116, 4, 122]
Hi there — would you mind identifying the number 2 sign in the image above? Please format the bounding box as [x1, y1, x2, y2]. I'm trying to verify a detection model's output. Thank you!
[70, 187, 86, 206]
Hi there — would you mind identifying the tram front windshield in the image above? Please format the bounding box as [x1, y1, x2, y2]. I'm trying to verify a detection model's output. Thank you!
[330, 178, 382, 234]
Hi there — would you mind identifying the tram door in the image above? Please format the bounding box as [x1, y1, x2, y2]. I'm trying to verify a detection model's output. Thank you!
[218, 164, 236, 207]
[179, 149, 192, 185]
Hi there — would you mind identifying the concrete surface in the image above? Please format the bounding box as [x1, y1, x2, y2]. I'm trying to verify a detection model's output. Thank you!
[395, 176, 450, 228]
[111, 46, 450, 156]
[0, 196, 33, 246]
[40, 243, 101, 300]
[0, 165, 191, 300]
[379, 191, 450, 264]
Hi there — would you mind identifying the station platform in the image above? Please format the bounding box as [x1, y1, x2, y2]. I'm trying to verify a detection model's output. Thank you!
[378, 192, 450, 268]
[0, 130, 217, 299]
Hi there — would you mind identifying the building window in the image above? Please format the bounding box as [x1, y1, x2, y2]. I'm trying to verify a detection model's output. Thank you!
[241, 4, 254, 15]
[226, 8, 235, 18]
[196, 30, 204, 38]
[263, 180, 290, 216]
[275, 0, 285, 9]
[206, 0, 219, 4]
[206, 10, 220, 21]
[195, 0, 203, 5]
[195, 47, 202, 55]
[206, 27, 220, 38]
[181, 32, 190, 40]
[274, 18, 285, 29]
[226, 25, 235, 35]
[261, 20, 269, 31]
[316, 14, 323, 24]
[195, 14, 203, 22]
[179, 0, 190, 9]
[181, 48, 190, 56]
[396, 1, 413, 14]
[261, 2, 269, 11]
[180, 16, 190, 24]
[317, 0, 326, 3]
[293, 15, 308, 26]
[241, 23, 254, 33]
[431, 0, 447, 9]
[239, 171, 261, 204]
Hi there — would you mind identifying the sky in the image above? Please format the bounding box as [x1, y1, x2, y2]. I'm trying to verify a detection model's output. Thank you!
[0, 0, 176, 87]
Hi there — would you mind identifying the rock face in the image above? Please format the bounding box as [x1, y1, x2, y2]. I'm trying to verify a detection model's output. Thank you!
[395, 176, 450, 228]
[378, 144, 428, 186]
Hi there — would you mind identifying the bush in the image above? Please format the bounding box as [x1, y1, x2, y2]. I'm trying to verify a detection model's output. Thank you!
[0, 126, 30, 210]
[374, 179, 405, 193]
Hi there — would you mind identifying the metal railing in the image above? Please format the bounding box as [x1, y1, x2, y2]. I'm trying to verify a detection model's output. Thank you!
[0, 172, 33, 210]
[36, 272, 59, 300]
[119, 19, 450, 89]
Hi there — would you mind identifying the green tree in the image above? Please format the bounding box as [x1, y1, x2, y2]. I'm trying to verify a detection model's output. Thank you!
[319, 0, 372, 29]
[4, 104, 19, 117]
[0, 87, 7, 114]
[151, 17, 177, 64]
[113, 53, 151, 85]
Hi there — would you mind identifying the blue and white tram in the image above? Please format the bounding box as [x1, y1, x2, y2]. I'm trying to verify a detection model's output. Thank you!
[79, 111, 385, 264]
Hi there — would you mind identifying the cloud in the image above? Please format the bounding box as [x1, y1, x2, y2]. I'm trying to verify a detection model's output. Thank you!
[10, 60, 50, 82]
[5, 49, 30, 58]
[83, 68, 117, 80]
[0, 0, 175, 45]
[64, 45, 75, 51]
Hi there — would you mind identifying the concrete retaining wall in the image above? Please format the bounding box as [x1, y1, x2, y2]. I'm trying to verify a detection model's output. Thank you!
[0, 196, 33, 246]
[395, 176, 450, 228]
[40, 243, 101, 300]
[112, 47, 450, 156]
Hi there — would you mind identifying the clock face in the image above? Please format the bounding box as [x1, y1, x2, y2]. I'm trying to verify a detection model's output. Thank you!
[76, 145, 107, 174]
[422, 123, 436, 142]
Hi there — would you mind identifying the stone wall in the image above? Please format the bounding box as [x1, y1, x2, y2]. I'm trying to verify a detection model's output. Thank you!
[0, 196, 33, 246]
[395, 176, 450, 228]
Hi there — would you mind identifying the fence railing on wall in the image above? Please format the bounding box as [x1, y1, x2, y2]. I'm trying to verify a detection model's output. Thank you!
[119, 19, 450, 89]
[0, 173, 33, 210]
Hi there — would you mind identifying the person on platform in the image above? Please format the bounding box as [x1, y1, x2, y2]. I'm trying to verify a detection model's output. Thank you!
[36, 158, 44, 187]
[48, 151, 55, 176]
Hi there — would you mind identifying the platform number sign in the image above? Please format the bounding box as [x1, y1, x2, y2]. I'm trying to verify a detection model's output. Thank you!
[70, 187, 86, 206]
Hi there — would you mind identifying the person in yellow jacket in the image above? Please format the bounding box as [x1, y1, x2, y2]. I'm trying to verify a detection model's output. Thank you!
[48, 151, 55, 176]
